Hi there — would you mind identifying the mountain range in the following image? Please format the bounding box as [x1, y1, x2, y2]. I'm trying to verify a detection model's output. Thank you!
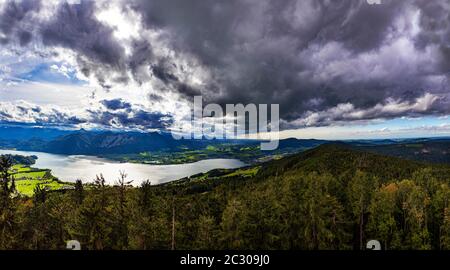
[0, 125, 448, 164]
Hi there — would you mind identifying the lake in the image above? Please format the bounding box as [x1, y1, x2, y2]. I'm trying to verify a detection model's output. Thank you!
[0, 149, 246, 186]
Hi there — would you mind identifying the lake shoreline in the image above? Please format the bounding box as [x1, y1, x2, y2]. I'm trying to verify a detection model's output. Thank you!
[0, 149, 246, 186]
[1, 147, 250, 166]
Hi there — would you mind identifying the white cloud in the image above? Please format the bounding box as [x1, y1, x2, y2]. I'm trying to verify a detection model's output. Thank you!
[287, 93, 442, 127]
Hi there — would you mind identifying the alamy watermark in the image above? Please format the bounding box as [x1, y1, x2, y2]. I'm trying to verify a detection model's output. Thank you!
[367, 0, 382, 5]
[171, 96, 280, 151]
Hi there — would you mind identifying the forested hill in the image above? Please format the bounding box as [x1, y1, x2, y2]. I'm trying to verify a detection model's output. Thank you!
[146, 144, 450, 250]
[354, 139, 450, 164]
[0, 154, 37, 166]
[1, 143, 449, 250]
[259, 143, 449, 182]
[168, 143, 449, 195]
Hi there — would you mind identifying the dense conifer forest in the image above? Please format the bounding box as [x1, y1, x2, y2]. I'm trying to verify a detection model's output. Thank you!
[0, 144, 449, 250]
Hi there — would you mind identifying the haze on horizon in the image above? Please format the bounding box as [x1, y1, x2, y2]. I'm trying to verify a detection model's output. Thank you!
[0, 0, 449, 140]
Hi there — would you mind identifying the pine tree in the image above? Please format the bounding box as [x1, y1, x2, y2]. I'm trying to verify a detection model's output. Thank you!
[440, 208, 450, 250]
[195, 215, 218, 249]
[138, 180, 152, 211]
[112, 171, 132, 249]
[368, 183, 400, 250]
[431, 183, 450, 249]
[220, 198, 245, 249]
[412, 168, 439, 196]
[397, 180, 431, 249]
[73, 179, 84, 205]
[300, 173, 347, 250]
[348, 170, 378, 250]
[0, 156, 18, 249]
[34, 184, 47, 204]
[10, 176, 16, 195]
[129, 181, 172, 250]
[70, 174, 112, 250]
[0, 156, 12, 208]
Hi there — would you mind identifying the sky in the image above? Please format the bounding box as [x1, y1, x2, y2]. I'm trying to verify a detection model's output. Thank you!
[0, 0, 449, 140]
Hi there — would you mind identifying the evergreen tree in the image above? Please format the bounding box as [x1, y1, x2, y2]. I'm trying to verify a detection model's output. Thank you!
[10, 176, 16, 196]
[0, 156, 18, 249]
[0, 156, 12, 208]
[73, 179, 84, 205]
[129, 181, 171, 250]
[195, 215, 218, 249]
[220, 198, 245, 249]
[26, 185, 49, 249]
[431, 183, 450, 249]
[33, 184, 47, 204]
[440, 208, 450, 250]
[70, 174, 112, 250]
[348, 170, 378, 249]
[111, 171, 132, 249]
[397, 180, 431, 250]
[367, 183, 401, 250]
[300, 173, 347, 250]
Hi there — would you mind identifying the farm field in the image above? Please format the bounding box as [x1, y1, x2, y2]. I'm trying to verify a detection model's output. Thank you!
[10, 164, 73, 197]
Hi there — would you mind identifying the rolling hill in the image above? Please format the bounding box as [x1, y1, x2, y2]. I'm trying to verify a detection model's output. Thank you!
[354, 138, 450, 164]
[2, 143, 450, 250]
[0, 125, 449, 165]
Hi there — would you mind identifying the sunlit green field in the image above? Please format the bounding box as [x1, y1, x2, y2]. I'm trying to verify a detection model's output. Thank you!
[10, 165, 73, 197]
[222, 166, 260, 178]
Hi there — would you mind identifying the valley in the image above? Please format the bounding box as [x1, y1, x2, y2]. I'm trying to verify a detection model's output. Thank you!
[1, 126, 448, 165]
[1, 143, 449, 250]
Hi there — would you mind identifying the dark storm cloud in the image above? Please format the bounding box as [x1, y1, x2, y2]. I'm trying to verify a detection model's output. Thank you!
[0, 0, 41, 44]
[0, 101, 172, 130]
[1, 0, 449, 128]
[129, 0, 450, 125]
[0, 0, 131, 85]
[414, 0, 450, 71]
[88, 109, 173, 129]
[40, 1, 129, 83]
[41, 1, 123, 66]
[0, 111, 12, 119]
[128, 39, 155, 84]
[314, 0, 406, 52]
[18, 30, 31, 45]
[100, 99, 132, 111]
[150, 61, 202, 98]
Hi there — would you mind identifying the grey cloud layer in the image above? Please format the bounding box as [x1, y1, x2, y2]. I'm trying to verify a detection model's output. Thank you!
[0, 100, 173, 130]
[0, 0, 449, 128]
[0, 0, 41, 45]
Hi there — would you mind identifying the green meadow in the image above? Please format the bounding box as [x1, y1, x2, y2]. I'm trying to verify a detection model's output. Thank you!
[10, 164, 73, 197]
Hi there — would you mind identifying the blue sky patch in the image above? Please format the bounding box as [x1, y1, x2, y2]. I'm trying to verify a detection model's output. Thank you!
[16, 62, 86, 85]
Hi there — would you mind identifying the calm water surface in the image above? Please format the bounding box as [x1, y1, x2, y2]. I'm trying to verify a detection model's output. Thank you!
[0, 149, 246, 186]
